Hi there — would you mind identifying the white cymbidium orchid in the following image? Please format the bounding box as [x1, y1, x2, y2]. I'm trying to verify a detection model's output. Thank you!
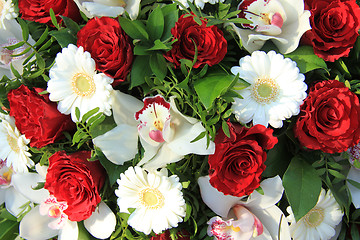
[198, 175, 291, 240]
[232, 0, 311, 54]
[94, 93, 214, 170]
[0, 18, 34, 78]
[18, 165, 116, 240]
[346, 144, 360, 209]
[136, 95, 215, 170]
[0, 161, 47, 218]
[73, 0, 141, 19]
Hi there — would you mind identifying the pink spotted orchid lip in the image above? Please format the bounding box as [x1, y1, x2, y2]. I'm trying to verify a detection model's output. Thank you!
[135, 95, 171, 144]
[39, 195, 69, 230]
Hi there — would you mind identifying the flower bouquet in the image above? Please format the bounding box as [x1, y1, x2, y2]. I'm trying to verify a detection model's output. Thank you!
[1, 0, 360, 239]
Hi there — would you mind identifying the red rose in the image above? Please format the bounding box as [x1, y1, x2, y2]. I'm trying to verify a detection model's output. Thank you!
[77, 17, 133, 86]
[294, 80, 360, 153]
[302, 0, 360, 62]
[8, 85, 75, 148]
[18, 0, 81, 27]
[164, 14, 227, 68]
[208, 122, 277, 197]
[45, 151, 106, 221]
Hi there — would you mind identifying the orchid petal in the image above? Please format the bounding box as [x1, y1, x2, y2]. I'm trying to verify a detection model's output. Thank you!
[59, 220, 78, 240]
[93, 124, 138, 165]
[5, 187, 31, 217]
[111, 91, 142, 126]
[137, 137, 161, 167]
[0, 188, 5, 204]
[347, 166, 360, 208]
[168, 121, 215, 156]
[141, 143, 183, 170]
[82, 2, 124, 17]
[19, 206, 59, 240]
[124, 0, 141, 19]
[249, 205, 291, 240]
[244, 175, 284, 209]
[84, 202, 116, 239]
[12, 172, 49, 204]
[198, 175, 242, 218]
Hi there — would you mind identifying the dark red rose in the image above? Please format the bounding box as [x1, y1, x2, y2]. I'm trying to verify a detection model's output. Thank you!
[164, 14, 227, 68]
[18, 0, 81, 27]
[150, 230, 190, 240]
[208, 122, 277, 197]
[8, 85, 75, 148]
[294, 80, 360, 153]
[302, 0, 360, 62]
[45, 151, 106, 221]
[77, 17, 133, 86]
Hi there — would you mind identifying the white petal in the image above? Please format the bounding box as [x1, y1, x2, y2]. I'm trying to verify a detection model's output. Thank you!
[168, 121, 215, 156]
[141, 143, 183, 170]
[197, 175, 242, 218]
[84, 202, 116, 239]
[93, 124, 138, 165]
[112, 91, 142, 126]
[5, 187, 30, 217]
[0, 188, 5, 204]
[124, 0, 141, 19]
[59, 220, 78, 240]
[82, 2, 124, 17]
[245, 175, 284, 209]
[11, 172, 49, 204]
[249, 205, 291, 240]
[19, 206, 59, 240]
[347, 166, 360, 208]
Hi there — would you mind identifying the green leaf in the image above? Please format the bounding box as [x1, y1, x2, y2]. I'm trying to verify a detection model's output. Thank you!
[35, 52, 45, 69]
[4, 41, 25, 50]
[33, 27, 49, 47]
[81, 107, 100, 123]
[10, 63, 21, 79]
[0, 219, 19, 240]
[283, 156, 322, 221]
[221, 121, 230, 138]
[161, 4, 178, 41]
[190, 131, 206, 143]
[227, 18, 252, 25]
[75, 107, 81, 121]
[49, 8, 60, 29]
[118, 17, 149, 41]
[130, 55, 152, 88]
[147, 39, 171, 51]
[60, 16, 81, 35]
[150, 53, 167, 81]
[18, 18, 29, 42]
[194, 73, 237, 109]
[49, 29, 77, 48]
[147, 6, 164, 40]
[347, 179, 360, 190]
[284, 45, 328, 73]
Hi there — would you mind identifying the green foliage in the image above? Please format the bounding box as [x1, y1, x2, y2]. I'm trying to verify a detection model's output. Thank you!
[284, 46, 328, 74]
[283, 155, 322, 221]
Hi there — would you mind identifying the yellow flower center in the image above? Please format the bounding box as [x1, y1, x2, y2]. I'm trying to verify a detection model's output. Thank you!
[48, 205, 61, 218]
[153, 119, 163, 131]
[251, 77, 279, 104]
[303, 208, 324, 228]
[7, 135, 19, 153]
[139, 188, 164, 209]
[2, 169, 12, 183]
[71, 72, 96, 97]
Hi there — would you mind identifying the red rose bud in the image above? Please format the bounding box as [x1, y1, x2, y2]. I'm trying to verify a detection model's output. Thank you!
[18, 0, 81, 27]
[77, 17, 134, 87]
[45, 151, 106, 221]
[294, 80, 360, 153]
[302, 0, 360, 62]
[8, 85, 75, 148]
[208, 122, 278, 197]
[164, 13, 227, 68]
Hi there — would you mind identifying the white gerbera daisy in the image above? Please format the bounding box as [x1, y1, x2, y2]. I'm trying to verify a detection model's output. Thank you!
[287, 189, 343, 240]
[0, 0, 18, 29]
[231, 50, 307, 128]
[115, 166, 186, 235]
[0, 114, 32, 173]
[47, 44, 114, 122]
